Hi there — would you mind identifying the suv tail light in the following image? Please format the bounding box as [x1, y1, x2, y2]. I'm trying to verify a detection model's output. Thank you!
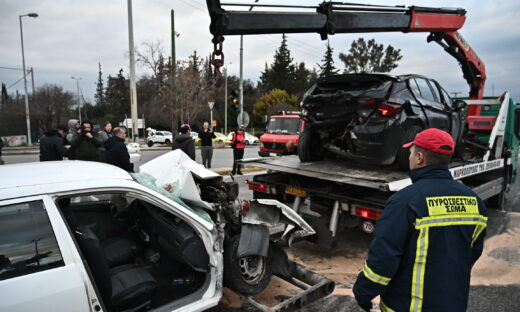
[378, 104, 400, 116]
[353, 204, 382, 220]
[245, 180, 270, 193]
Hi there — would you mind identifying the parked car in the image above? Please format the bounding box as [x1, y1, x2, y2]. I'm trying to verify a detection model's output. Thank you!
[189, 131, 200, 144]
[0, 152, 320, 311]
[299, 73, 467, 170]
[259, 113, 304, 156]
[213, 132, 231, 146]
[227, 132, 260, 145]
[147, 130, 173, 146]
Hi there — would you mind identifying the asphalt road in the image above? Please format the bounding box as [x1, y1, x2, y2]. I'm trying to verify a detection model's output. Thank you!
[0, 146, 261, 169]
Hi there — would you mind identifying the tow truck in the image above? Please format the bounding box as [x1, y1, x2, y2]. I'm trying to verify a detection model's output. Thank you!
[204, 0, 520, 309]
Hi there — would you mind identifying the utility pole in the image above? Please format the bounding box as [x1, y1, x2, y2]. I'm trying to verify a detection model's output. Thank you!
[19, 13, 38, 145]
[127, 0, 138, 140]
[30, 68, 35, 98]
[239, 36, 244, 126]
[224, 67, 228, 134]
[238, 1, 258, 127]
[71, 76, 82, 123]
[171, 9, 178, 133]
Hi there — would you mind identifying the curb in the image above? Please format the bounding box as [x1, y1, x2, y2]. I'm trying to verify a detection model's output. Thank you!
[212, 166, 265, 175]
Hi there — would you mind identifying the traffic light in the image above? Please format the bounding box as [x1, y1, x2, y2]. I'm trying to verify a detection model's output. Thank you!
[230, 89, 240, 110]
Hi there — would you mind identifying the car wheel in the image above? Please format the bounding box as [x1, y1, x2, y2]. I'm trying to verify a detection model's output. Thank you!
[147, 141, 154, 147]
[224, 235, 272, 296]
[165, 139, 171, 144]
[396, 125, 423, 171]
[298, 129, 322, 162]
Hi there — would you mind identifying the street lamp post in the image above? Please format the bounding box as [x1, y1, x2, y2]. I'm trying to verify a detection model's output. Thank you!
[71, 76, 82, 123]
[19, 12, 38, 145]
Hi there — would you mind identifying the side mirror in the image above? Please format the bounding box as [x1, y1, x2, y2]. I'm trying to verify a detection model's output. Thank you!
[453, 100, 467, 111]
[514, 107, 520, 139]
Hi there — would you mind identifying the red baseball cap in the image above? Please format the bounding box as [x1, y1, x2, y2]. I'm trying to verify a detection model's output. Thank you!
[402, 128, 454, 155]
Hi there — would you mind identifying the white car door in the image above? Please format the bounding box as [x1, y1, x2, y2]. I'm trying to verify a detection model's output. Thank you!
[0, 196, 98, 312]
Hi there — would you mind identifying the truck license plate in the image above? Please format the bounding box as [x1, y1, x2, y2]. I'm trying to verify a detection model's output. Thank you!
[285, 185, 306, 197]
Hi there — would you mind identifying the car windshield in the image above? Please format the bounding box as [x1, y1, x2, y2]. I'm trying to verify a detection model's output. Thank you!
[267, 118, 302, 135]
[311, 75, 393, 96]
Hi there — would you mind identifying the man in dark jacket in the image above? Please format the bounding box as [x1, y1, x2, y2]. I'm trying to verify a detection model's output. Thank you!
[70, 120, 103, 161]
[172, 124, 195, 160]
[198, 121, 216, 168]
[39, 126, 70, 161]
[103, 127, 133, 172]
[353, 128, 487, 312]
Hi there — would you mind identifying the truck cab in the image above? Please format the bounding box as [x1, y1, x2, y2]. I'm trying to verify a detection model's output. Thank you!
[259, 112, 304, 157]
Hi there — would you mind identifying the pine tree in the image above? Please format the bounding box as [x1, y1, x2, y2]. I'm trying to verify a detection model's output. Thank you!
[259, 34, 296, 94]
[94, 62, 105, 106]
[339, 38, 402, 73]
[318, 42, 339, 77]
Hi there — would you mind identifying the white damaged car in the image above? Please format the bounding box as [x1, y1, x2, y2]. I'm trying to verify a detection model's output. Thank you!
[0, 151, 332, 312]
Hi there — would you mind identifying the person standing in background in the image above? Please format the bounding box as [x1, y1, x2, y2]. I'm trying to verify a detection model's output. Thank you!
[199, 121, 216, 168]
[231, 126, 246, 175]
[39, 125, 70, 161]
[98, 121, 113, 144]
[172, 124, 196, 160]
[98, 121, 113, 161]
[71, 120, 103, 161]
[103, 127, 133, 172]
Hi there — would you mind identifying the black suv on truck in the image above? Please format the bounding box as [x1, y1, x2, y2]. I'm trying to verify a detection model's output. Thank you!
[298, 74, 467, 170]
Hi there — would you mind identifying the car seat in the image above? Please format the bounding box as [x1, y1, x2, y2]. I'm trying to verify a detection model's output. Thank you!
[76, 226, 157, 311]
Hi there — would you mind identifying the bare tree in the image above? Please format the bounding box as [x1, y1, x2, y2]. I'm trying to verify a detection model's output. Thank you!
[173, 53, 216, 124]
[136, 39, 164, 77]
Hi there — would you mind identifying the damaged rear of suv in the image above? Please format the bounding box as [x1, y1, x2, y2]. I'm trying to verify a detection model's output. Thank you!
[299, 73, 467, 170]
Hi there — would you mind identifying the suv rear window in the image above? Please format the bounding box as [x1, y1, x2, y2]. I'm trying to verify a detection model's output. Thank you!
[313, 75, 393, 95]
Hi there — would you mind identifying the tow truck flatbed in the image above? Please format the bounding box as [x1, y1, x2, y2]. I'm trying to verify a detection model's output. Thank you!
[241, 155, 504, 192]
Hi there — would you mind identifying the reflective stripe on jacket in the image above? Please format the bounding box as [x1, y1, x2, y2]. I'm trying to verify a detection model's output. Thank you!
[353, 164, 487, 312]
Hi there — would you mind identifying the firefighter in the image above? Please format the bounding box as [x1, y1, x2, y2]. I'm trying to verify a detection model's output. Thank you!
[353, 128, 488, 312]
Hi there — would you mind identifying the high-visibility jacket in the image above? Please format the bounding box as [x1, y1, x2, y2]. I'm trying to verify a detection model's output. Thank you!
[232, 132, 245, 149]
[353, 164, 487, 312]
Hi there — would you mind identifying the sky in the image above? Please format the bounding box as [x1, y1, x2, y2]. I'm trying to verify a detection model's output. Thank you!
[1, 0, 520, 103]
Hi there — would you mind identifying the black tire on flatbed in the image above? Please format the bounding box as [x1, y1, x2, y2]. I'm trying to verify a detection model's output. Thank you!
[298, 129, 322, 162]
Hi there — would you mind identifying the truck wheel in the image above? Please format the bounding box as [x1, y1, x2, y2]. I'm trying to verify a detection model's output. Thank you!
[298, 129, 322, 162]
[147, 141, 154, 147]
[224, 235, 272, 296]
[165, 139, 171, 144]
[396, 125, 423, 171]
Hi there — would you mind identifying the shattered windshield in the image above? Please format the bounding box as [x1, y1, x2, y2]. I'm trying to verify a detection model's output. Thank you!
[267, 118, 302, 135]
[132, 172, 213, 224]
